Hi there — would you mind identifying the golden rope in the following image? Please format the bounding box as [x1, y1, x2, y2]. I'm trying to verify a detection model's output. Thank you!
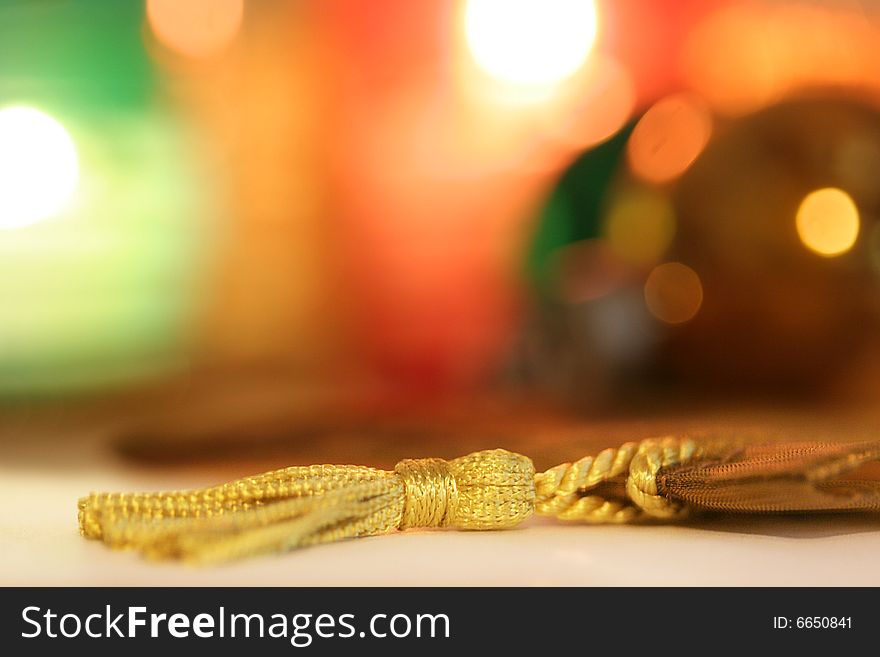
[78, 437, 880, 563]
[534, 441, 640, 522]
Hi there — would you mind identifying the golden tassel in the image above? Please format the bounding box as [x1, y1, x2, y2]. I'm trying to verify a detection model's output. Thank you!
[78, 438, 880, 563]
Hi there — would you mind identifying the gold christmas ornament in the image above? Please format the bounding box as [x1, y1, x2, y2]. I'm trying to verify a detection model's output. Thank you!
[78, 438, 880, 563]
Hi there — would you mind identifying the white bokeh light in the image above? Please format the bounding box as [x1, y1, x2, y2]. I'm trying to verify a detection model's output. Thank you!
[464, 0, 598, 86]
[0, 106, 79, 229]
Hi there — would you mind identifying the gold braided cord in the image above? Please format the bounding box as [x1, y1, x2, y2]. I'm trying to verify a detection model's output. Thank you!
[625, 438, 703, 519]
[78, 437, 880, 563]
[531, 436, 743, 522]
[534, 442, 640, 522]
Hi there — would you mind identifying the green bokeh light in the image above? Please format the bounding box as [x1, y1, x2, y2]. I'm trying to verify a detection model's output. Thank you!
[0, 1, 206, 397]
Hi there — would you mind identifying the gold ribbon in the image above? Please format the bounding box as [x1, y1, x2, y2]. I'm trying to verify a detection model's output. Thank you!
[78, 437, 880, 563]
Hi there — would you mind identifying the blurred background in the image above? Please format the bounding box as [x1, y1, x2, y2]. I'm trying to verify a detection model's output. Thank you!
[4, 0, 880, 471]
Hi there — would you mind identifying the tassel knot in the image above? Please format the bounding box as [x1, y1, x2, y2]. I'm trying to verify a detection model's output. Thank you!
[395, 458, 459, 529]
[394, 449, 537, 530]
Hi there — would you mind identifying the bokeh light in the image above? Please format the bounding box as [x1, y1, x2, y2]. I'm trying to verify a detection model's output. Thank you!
[627, 93, 712, 185]
[464, 0, 598, 87]
[796, 188, 860, 257]
[0, 106, 79, 230]
[147, 0, 244, 59]
[0, 111, 205, 395]
[603, 188, 675, 266]
[644, 262, 703, 324]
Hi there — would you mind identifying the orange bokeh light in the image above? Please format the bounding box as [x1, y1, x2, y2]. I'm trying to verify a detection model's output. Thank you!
[147, 0, 244, 59]
[644, 262, 703, 324]
[627, 93, 712, 185]
[796, 188, 860, 257]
